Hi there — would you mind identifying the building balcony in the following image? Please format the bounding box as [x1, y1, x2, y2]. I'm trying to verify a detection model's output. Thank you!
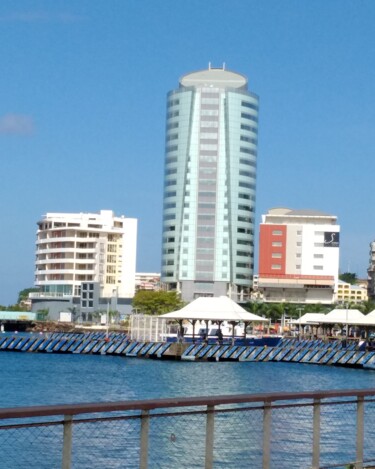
[29, 291, 74, 299]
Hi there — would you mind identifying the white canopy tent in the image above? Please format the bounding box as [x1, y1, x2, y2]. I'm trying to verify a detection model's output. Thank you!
[159, 296, 268, 322]
[318, 309, 366, 325]
[159, 296, 268, 340]
[292, 313, 327, 325]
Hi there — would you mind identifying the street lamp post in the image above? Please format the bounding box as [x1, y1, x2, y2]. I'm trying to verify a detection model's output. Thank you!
[297, 307, 303, 340]
[106, 300, 110, 340]
[345, 302, 349, 338]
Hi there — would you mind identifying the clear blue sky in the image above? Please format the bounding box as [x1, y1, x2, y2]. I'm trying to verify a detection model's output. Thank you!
[1, 0, 374, 304]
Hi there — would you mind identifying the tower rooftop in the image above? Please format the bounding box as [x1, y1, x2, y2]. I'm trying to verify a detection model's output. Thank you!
[180, 66, 247, 89]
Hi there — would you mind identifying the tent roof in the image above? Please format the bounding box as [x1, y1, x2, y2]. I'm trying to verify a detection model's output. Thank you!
[292, 313, 327, 325]
[318, 309, 368, 325]
[159, 296, 268, 322]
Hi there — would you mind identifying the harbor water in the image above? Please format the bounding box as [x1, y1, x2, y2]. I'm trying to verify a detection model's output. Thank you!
[2, 347, 375, 407]
[2, 341, 375, 468]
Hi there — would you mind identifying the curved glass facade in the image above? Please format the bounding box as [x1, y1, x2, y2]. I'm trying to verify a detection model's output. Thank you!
[161, 67, 259, 302]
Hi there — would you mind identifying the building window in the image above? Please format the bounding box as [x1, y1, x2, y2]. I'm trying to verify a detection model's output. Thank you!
[239, 170, 255, 178]
[166, 134, 178, 141]
[314, 254, 324, 259]
[240, 135, 257, 144]
[165, 168, 177, 176]
[272, 253, 282, 258]
[167, 99, 180, 108]
[167, 111, 179, 119]
[241, 123, 257, 133]
[163, 214, 176, 221]
[272, 241, 282, 247]
[314, 243, 324, 247]
[314, 265, 323, 270]
[167, 122, 179, 130]
[272, 230, 282, 235]
[241, 112, 258, 122]
[239, 158, 256, 168]
[239, 181, 255, 190]
[271, 264, 281, 269]
[240, 147, 257, 156]
[241, 101, 258, 111]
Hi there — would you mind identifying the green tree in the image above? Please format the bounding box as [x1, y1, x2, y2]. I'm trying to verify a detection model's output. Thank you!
[339, 272, 358, 285]
[36, 309, 49, 321]
[17, 287, 39, 304]
[6, 304, 25, 312]
[304, 303, 331, 314]
[243, 301, 267, 317]
[132, 290, 184, 315]
[357, 300, 375, 314]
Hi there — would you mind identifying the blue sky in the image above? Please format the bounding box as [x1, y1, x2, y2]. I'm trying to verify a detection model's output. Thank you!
[1, 0, 374, 304]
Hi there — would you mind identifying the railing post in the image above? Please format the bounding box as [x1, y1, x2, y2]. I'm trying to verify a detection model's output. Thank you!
[356, 396, 364, 469]
[62, 415, 73, 469]
[262, 402, 271, 469]
[140, 410, 150, 469]
[312, 398, 321, 469]
[205, 405, 215, 469]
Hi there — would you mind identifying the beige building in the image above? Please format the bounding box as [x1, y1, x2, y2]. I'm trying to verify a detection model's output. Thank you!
[336, 280, 368, 304]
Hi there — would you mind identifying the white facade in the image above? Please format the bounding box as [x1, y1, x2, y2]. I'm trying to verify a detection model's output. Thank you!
[135, 273, 161, 291]
[258, 208, 340, 304]
[283, 224, 340, 282]
[34, 210, 137, 299]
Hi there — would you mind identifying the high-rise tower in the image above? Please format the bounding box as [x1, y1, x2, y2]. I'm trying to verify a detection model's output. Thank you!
[161, 65, 259, 302]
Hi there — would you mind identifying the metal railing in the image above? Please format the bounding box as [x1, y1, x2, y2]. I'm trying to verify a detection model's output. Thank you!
[1, 389, 375, 468]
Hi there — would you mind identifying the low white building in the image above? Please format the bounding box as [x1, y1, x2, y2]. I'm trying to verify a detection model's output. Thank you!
[135, 273, 161, 291]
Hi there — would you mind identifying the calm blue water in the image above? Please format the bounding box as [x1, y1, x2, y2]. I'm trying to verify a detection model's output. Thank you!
[1, 348, 375, 407]
[2, 346, 375, 468]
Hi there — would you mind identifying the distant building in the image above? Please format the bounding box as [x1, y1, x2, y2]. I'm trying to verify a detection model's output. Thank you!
[30, 210, 137, 320]
[250, 274, 264, 301]
[161, 65, 259, 302]
[258, 208, 340, 304]
[335, 280, 368, 304]
[135, 273, 161, 291]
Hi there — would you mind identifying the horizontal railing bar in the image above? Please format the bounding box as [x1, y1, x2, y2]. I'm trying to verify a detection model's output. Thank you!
[0, 420, 64, 430]
[1, 388, 375, 420]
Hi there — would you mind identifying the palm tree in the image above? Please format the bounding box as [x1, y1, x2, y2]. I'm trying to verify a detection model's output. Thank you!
[357, 300, 375, 315]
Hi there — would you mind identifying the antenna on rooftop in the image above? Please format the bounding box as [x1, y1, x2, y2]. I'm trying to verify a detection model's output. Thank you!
[208, 62, 211, 70]
[223, 62, 226, 70]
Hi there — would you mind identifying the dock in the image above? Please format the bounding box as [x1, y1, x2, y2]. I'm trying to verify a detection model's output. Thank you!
[0, 333, 374, 369]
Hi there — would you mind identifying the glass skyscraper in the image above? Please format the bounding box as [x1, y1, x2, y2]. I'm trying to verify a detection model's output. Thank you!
[161, 65, 259, 302]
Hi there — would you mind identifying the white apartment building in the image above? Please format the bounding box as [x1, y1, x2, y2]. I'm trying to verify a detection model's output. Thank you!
[258, 208, 340, 304]
[31, 210, 137, 319]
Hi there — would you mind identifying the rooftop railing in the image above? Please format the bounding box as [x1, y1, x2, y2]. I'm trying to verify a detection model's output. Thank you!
[1, 389, 375, 468]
